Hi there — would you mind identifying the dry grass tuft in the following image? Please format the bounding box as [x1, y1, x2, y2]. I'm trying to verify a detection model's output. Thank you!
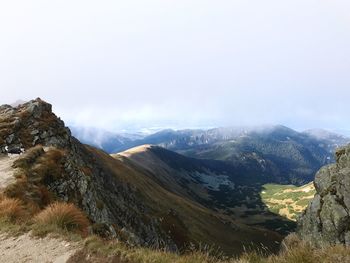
[0, 197, 26, 222]
[280, 233, 302, 252]
[5, 146, 65, 209]
[12, 145, 45, 169]
[34, 202, 90, 235]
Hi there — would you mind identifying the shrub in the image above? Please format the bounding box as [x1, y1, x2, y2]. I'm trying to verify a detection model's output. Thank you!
[0, 197, 26, 222]
[34, 202, 90, 235]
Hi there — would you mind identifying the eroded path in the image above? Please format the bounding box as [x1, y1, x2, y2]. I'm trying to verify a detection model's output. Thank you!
[0, 233, 78, 263]
[0, 155, 19, 190]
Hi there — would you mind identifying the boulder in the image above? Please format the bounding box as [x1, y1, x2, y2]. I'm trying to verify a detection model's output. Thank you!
[298, 145, 350, 246]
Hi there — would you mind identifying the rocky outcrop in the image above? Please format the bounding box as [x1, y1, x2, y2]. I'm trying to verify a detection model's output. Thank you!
[0, 98, 177, 250]
[0, 98, 70, 153]
[298, 145, 350, 246]
[0, 98, 285, 255]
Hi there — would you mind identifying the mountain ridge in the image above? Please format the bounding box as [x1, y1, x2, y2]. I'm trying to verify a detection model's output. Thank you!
[72, 125, 349, 185]
[0, 98, 283, 255]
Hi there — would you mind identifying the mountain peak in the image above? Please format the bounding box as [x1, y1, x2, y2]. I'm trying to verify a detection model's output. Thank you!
[117, 144, 154, 157]
[0, 98, 71, 153]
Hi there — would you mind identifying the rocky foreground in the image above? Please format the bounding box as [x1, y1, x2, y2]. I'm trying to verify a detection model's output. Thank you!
[0, 98, 182, 249]
[298, 144, 350, 246]
[0, 233, 77, 263]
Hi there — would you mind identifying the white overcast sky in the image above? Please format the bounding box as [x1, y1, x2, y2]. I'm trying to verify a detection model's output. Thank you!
[0, 1, 349, 132]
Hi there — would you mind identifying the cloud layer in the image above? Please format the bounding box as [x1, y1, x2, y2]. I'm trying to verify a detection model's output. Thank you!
[1, 1, 349, 132]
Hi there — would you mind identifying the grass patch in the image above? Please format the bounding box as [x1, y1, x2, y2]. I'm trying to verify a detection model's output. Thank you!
[5, 146, 66, 210]
[0, 197, 27, 223]
[70, 233, 350, 263]
[261, 183, 315, 221]
[80, 235, 223, 263]
[34, 202, 90, 236]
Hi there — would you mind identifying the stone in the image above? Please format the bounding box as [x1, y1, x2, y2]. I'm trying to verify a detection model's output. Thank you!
[6, 134, 15, 144]
[7, 144, 23, 154]
[298, 144, 350, 246]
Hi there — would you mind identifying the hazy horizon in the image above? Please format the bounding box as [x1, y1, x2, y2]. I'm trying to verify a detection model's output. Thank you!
[1, 1, 350, 132]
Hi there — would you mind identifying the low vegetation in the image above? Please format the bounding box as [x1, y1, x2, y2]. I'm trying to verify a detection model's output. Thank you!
[34, 202, 90, 236]
[0, 145, 90, 239]
[0, 196, 26, 223]
[66, 233, 350, 263]
[0, 182, 348, 262]
[5, 145, 65, 210]
[0, 180, 346, 263]
[261, 183, 315, 221]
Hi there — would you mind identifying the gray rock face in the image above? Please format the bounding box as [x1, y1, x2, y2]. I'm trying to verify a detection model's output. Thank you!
[0, 98, 71, 153]
[298, 145, 350, 246]
[0, 98, 178, 251]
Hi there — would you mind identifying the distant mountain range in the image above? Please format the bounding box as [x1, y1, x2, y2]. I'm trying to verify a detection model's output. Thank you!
[72, 125, 350, 185]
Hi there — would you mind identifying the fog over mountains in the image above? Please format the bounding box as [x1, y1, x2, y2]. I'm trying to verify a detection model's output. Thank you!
[72, 125, 349, 153]
[72, 125, 349, 185]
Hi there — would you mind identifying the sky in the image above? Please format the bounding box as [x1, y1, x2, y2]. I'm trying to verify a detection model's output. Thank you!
[0, 1, 350, 133]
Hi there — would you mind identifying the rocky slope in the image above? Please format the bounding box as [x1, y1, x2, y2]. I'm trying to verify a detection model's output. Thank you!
[0, 98, 283, 255]
[0, 99, 176, 249]
[298, 145, 350, 246]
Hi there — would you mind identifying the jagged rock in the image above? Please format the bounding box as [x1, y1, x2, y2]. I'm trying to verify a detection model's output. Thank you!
[0, 98, 178, 251]
[6, 134, 15, 144]
[90, 223, 117, 239]
[298, 145, 350, 246]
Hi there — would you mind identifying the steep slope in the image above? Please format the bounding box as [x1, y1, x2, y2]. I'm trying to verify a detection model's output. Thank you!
[298, 144, 350, 246]
[0, 99, 177, 249]
[115, 145, 295, 235]
[0, 99, 282, 255]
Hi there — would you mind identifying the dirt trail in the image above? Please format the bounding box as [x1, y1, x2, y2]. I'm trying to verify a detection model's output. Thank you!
[0, 233, 79, 263]
[0, 155, 19, 190]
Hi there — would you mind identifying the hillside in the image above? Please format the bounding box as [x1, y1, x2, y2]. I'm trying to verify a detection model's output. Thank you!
[140, 126, 348, 185]
[0, 98, 282, 255]
[115, 145, 295, 235]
